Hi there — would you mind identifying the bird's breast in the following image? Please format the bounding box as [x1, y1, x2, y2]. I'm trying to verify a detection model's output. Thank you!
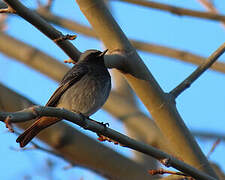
[57, 69, 111, 117]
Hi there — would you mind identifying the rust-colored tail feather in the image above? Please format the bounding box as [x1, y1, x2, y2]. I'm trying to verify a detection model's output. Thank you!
[16, 117, 60, 147]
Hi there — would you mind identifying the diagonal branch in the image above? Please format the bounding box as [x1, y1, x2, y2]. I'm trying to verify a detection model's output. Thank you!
[0, 106, 217, 180]
[2, 0, 81, 60]
[170, 43, 225, 98]
[114, 0, 225, 22]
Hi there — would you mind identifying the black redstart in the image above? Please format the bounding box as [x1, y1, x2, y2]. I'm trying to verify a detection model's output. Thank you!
[16, 49, 111, 147]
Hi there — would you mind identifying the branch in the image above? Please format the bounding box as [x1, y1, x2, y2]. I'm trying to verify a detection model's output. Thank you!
[76, 0, 218, 178]
[115, 0, 225, 22]
[37, 9, 225, 74]
[170, 43, 225, 98]
[197, 0, 225, 28]
[0, 83, 151, 180]
[0, 106, 217, 180]
[2, 0, 81, 60]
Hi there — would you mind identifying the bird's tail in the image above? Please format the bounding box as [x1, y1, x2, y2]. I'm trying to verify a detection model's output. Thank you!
[16, 117, 60, 147]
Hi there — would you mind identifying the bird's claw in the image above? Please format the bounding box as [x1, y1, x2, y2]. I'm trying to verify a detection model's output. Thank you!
[99, 122, 109, 127]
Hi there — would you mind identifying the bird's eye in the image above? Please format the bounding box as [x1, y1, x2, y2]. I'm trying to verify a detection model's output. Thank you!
[90, 52, 101, 58]
[95, 52, 101, 56]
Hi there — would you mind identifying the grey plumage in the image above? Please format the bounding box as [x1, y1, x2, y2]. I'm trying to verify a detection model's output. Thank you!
[16, 49, 111, 147]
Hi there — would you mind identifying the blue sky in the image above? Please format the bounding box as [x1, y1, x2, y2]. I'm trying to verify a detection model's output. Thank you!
[0, 0, 225, 179]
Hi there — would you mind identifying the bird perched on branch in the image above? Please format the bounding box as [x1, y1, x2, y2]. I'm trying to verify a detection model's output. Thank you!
[16, 49, 111, 147]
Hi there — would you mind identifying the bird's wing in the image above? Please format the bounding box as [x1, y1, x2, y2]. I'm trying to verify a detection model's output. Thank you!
[46, 65, 89, 107]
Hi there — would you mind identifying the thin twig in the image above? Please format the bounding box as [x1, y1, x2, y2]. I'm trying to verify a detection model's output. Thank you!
[0, 106, 217, 180]
[170, 43, 225, 98]
[114, 0, 225, 22]
[207, 139, 221, 159]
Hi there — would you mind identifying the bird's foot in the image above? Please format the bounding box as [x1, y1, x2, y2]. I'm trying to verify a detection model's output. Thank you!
[79, 113, 110, 127]
[97, 121, 109, 127]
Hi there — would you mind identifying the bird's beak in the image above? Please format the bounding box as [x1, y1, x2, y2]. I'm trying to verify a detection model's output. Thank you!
[99, 49, 108, 57]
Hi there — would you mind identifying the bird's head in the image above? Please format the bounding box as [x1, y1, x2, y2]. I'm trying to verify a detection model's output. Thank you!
[78, 49, 108, 65]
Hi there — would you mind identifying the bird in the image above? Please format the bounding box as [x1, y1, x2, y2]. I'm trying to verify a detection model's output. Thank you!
[16, 49, 111, 147]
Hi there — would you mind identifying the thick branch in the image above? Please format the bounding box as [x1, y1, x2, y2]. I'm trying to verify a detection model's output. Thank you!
[170, 43, 225, 98]
[37, 9, 225, 74]
[76, 0, 218, 178]
[115, 0, 225, 22]
[3, 0, 81, 60]
[0, 106, 217, 180]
